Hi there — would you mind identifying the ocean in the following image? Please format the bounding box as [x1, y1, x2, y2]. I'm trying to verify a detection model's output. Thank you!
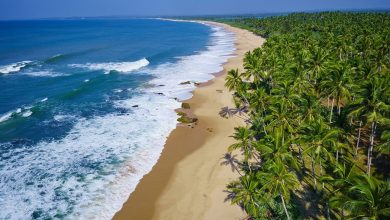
[0, 18, 235, 219]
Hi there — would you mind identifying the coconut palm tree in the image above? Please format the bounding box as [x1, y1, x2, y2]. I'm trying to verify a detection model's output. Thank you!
[254, 128, 297, 169]
[265, 100, 296, 144]
[378, 131, 390, 155]
[330, 173, 390, 219]
[319, 62, 355, 122]
[221, 12, 390, 220]
[226, 175, 262, 218]
[257, 161, 299, 220]
[229, 127, 260, 166]
[225, 69, 242, 91]
[348, 76, 390, 175]
[301, 119, 338, 190]
[306, 46, 329, 83]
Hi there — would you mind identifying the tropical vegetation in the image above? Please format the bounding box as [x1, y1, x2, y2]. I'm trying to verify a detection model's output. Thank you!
[218, 12, 390, 219]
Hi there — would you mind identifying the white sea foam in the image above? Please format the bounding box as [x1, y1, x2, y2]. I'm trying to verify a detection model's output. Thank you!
[0, 94, 180, 220]
[0, 22, 236, 219]
[0, 107, 33, 123]
[70, 58, 150, 74]
[40, 98, 48, 102]
[0, 108, 22, 123]
[21, 110, 32, 117]
[54, 114, 77, 122]
[148, 25, 235, 101]
[0, 61, 32, 74]
[0, 111, 13, 123]
[22, 70, 68, 77]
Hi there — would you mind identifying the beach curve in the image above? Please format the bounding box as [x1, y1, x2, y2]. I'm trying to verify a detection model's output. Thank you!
[113, 21, 265, 220]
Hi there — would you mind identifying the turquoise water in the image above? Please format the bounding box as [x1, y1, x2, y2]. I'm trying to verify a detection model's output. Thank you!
[0, 19, 234, 219]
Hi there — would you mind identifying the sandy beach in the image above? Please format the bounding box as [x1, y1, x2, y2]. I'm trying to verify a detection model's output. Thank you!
[113, 21, 264, 220]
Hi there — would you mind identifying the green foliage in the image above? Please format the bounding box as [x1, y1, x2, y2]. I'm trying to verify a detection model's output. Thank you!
[177, 112, 198, 123]
[181, 102, 191, 109]
[219, 12, 390, 219]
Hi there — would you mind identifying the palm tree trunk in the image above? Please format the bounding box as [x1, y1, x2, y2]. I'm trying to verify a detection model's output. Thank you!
[280, 194, 290, 220]
[319, 159, 324, 191]
[367, 121, 376, 175]
[337, 98, 341, 115]
[355, 120, 362, 157]
[298, 145, 305, 173]
[311, 156, 317, 188]
[329, 98, 334, 123]
[326, 202, 330, 220]
[336, 150, 339, 162]
[327, 96, 330, 108]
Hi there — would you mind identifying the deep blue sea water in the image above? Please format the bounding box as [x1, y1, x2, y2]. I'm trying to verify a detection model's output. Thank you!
[0, 19, 234, 219]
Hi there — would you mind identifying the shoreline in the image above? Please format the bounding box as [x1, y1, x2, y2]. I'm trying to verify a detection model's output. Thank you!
[113, 21, 264, 220]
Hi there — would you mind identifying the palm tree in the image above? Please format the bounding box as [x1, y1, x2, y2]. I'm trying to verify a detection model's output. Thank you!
[298, 91, 324, 124]
[248, 87, 269, 115]
[254, 128, 297, 169]
[378, 130, 390, 155]
[301, 119, 338, 190]
[222, 12, 390, 220]
[242, 50, 262, 81]
[330, 173, 390, 219]
[229, 127, 260, 166]
[319, 62, 354, 122]
[226, 175, 262, 218]
[225, 69, 242, 91]
[258, 161, 299, 220]
[349, 77, 389, 175]
[265, 100, 296, 144]
[306, 45, 329, 83]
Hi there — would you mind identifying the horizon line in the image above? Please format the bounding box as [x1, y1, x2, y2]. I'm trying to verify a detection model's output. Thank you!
[0, 8, 389, 21]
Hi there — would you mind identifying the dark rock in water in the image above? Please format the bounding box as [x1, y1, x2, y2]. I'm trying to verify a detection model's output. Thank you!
[194, 82, 201, 86]
[156, 92, 164, 95]
[158, 84, 165, 87]
[132, 105, 139, 108]
[179, 81, 191, 85]
[117, 108, 128, 114]
[109, 70, 119, 74]
[108, 96, 121, 101]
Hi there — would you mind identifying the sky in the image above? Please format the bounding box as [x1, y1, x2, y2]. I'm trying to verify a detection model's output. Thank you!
[0, 0, 389, 20]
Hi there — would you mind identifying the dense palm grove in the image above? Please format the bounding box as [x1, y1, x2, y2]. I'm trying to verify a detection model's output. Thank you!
[219, 12, 390, 219]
